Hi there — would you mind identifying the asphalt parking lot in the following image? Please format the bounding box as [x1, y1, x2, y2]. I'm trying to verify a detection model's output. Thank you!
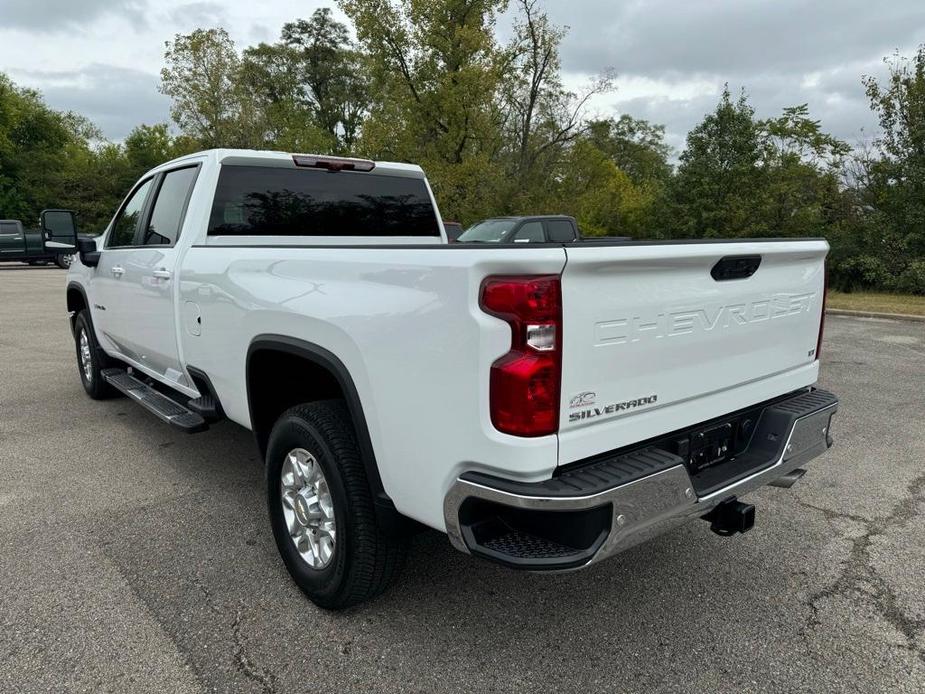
[1, 266, 924, 693]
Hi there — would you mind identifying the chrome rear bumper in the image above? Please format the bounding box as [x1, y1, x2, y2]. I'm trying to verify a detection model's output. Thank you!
[443, 389, 838, 570]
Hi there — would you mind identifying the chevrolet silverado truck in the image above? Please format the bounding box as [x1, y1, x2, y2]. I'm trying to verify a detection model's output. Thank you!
[62, 149, 839, 609]
[457, 215, 580, 243]
[1, 214, 78, 268]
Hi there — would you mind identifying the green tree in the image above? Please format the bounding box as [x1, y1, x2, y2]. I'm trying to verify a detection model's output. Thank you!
[669, 87, 766, 238]
[499, 0, 613, 212]
[124, 123, 199, 169]
[552, 138, 656, 237]
[584, 115, 672, 185]
[1, 71, 205, 233]
[281, 8, 370, 151]
[160, 28, 263, 147]
[855, 46, 925, 292]
[239, 41, 333, 152]
[757, 104, 850, 238]
[0, 73, 97, 224]
[339, 0, 510, 222]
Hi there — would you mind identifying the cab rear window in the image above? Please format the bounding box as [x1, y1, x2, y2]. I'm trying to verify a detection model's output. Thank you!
[208, 165, 440, 237]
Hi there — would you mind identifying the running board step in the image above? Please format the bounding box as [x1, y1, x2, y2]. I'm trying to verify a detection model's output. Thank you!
[187, 394, 223, 422]
[101, 368, 208, 433]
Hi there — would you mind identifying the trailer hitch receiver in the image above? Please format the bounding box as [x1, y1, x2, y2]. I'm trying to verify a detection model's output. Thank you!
[702, 498, 755, 537]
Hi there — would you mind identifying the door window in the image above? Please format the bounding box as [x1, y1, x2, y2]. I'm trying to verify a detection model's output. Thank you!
[107, 178, 153, 248]
[546, 219, 576, 242]
[142, 167, 199, 246]
[513, 221, 545, 242]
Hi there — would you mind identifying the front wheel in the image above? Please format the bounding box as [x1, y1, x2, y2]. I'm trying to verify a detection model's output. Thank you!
[266, 401, 406, 609]
[74, 310, 117, 399]
[55, 254, 73, 269]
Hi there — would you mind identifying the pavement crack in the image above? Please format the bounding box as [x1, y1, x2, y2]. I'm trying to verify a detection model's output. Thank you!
[799, 473, 925, 664]
[231, 604, 278, 694]
[191, 574, 277, 693]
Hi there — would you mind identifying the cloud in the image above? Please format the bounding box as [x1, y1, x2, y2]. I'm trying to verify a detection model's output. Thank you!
[0, 0, 147, 31]
[166, 2, 227, 30]
[549, 0, 919, 150]
[553, 0, 925, 78]
[11, 64, 171, 141]
[595, 66, 882, 156]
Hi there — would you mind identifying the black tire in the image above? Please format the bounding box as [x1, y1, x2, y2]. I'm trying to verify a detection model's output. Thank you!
[266, 401, 406, 609]
[55, 254, 73, 269]
[74, 310, 118, 399]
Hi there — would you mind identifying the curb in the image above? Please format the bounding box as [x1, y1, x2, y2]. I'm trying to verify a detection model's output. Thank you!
[826, 308, 925, 323]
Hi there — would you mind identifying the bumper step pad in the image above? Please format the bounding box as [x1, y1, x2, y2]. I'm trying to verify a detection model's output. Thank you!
[102, 368, 207, 433]
[481, 529, 586, 560]
[460, 447, 685, 498]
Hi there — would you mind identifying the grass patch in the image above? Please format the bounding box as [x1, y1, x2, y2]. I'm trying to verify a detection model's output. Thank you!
[827, 291, 925, 316]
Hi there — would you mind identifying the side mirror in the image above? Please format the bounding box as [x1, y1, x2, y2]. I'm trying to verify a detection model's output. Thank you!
[41, 209, 78, 252]
[76, 236, 101, 268]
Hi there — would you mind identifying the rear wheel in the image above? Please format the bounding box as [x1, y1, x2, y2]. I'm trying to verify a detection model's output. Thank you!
[74, 310, 117, 399]
[55, 254, 73, 269]
[266, 401, 406, 609]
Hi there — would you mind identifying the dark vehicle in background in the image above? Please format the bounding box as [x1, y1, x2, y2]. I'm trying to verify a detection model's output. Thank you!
[457, 215, 579, 243]
[443, 220, 464, 242]
[0, 212, 79, 268]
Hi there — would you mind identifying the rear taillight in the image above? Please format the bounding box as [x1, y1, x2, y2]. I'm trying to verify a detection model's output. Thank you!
[480, 275, 562, 437]
[816, 263, 827, 360]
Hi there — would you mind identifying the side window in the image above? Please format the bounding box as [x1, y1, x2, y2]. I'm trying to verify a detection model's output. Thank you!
[546, 219, 576, 242]
[107, 178, 153, 248]
[142, 167, 199, 246]
[513, 221, 545, 242]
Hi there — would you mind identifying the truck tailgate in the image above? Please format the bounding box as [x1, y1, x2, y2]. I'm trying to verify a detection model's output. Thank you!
[557, 240, 828, 464]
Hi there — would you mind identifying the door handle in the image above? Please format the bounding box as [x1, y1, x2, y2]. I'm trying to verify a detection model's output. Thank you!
[111, 266, 125, 277]
[152, 269, 171, 279]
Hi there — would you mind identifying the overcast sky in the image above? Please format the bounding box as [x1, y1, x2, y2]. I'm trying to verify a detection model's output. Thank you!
[2, 0, 924, 155]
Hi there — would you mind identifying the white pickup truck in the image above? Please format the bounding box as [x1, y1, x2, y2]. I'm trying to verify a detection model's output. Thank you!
[62, 149, 838, 609]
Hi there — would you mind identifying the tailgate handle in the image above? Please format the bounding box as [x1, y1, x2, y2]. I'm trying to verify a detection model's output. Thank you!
[711, 255, 761, 281]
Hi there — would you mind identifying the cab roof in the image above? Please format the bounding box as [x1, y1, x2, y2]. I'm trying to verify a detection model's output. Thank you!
[150, 149, 425, 179]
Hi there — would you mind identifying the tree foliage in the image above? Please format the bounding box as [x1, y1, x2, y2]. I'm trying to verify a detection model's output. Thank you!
[0, 7, 923, 293]
[159, 28, 254, 148]
[340, 0, 513, 220]
[845, 46, 925, 292]
[668, 87, 765, 238]
[281, 9, 369, 151]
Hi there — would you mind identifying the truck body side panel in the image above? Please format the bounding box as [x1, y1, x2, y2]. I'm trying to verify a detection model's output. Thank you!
[177, 245, 566, 530]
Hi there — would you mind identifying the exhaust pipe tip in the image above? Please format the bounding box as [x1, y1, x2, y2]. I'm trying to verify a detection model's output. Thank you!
[702, 498, 755, 536]
[769, 468, 807, 489]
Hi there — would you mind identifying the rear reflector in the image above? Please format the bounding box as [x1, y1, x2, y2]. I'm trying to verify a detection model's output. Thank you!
[292, 155, 375, 172]
[480, 276, 562, 437]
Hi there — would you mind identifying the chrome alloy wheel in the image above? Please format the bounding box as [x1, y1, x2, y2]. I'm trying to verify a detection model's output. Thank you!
[280, 448, 336, 569]
[79, 329, 93, 383]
